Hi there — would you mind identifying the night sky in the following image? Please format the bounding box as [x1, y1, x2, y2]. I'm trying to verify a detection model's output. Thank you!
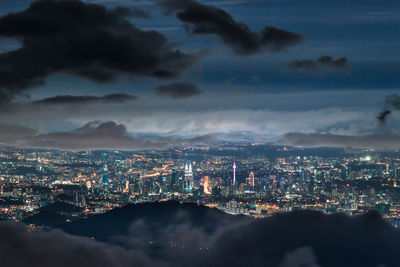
[0, 0, 399, 150]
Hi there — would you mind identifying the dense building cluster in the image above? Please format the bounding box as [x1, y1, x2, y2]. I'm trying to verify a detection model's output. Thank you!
[0, 144, 399, 226]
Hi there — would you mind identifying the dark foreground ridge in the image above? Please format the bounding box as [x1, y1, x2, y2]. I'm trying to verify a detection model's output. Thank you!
[3, 201, 400, 267]
[61, 200, 251, 242]
[23, 200, 251, 242]
[23, 201, 83, 227]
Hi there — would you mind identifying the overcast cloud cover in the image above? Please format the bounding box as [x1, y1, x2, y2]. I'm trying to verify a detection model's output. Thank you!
[0, 121, 215, 151]
[0, 0, 398, 150]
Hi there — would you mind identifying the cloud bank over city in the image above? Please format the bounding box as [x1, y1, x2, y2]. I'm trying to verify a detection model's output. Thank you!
[0, 0, 398, 151]
[0, 121, 214, 151]
[278, 132, 400, 151]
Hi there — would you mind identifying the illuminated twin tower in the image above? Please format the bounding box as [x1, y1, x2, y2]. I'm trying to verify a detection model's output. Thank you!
[184, 162, 194, 191]
[183, 161, 248, 192]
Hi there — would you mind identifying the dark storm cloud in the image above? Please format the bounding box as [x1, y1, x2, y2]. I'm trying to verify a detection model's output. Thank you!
[203, 210, 400, 267]
[279, 247, 320, 267]
[0, 121, 214, 151]
[153, 82, 202, 98]
[0, 0, 200, 101]
[288, 56, 349, 72]
[385, 94, 400, 109]
[0, 222, 157, 267]
[106, 206, 251, 265]
[377, 109, 391, 124]
[127, 7, 152, 18]
[278, 132, 400, 150]
[34, 93, 138, 105]
[376, 95, 400, 124]
[160, 0, 303, 55]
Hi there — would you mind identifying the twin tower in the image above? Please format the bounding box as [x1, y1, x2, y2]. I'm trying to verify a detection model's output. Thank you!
[184, 161, 237, 193]
[184, 162, 194, 190]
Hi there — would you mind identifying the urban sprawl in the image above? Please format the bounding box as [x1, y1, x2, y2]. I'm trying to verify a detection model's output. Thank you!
[0, 144, 399, 227]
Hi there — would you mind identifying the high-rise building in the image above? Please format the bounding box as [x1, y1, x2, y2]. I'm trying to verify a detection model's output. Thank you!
[233, 161, 236, 186]
[170, 171, 180, 193]
[102, 165, 109, 185]
[204, 176, 211, 195]
[184, 162, 193, 191]
[125, 180, 129, 193]
[249, 171, 255, 190]
[86, 180, 91, 189]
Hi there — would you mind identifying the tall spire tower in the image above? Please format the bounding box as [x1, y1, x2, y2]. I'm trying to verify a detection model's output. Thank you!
[233, 161, 236, 186]
[102, 164, 109, 185]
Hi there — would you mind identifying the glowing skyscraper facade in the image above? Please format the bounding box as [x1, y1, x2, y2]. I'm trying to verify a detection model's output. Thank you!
[102, 164, 109, 185]
[249, 171, 255, 190]
[184, 162, 193, 191]
[204, 176, 211, 195]
[233, 161, 236, 186]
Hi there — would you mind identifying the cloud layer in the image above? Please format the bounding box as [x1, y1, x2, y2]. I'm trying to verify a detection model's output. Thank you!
[376, 95, 400, 124]
[0, 222, 156, 267]
[0, 0, 200, 101]
[0, 124, 38, 143]
[161, 0, 303, 55]
[386, 94, 400, 109]
[34, 93, 138, 105]
[203, 210, 400, 267]
[288, 56, 349, 72]
[2, 206, 400, 267]
[278, 132, 400, 150]
[0, 121, 214, 151]
[153, 82, 202, 98]
[128, 7, 152, 18]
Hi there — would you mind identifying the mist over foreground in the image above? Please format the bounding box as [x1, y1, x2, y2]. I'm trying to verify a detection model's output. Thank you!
[0, 200, 397, 267]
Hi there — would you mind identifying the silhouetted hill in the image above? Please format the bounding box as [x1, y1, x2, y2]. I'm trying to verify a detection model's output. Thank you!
[60, 201, 251, 244]
[13, 203, 400, 267]
[40, 201, 83, 213]
[22, 201, 82, 227]
[23, 210, 69, 227]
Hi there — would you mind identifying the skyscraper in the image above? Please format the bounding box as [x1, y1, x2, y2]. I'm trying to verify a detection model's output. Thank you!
[204, 176, 211, 195]
[184, 162, 193, 191]
[125, 180, 129, 193]
[249, 171, 255, 190]
[102, 164, 109, 185]
[233, 161, 236, 186]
